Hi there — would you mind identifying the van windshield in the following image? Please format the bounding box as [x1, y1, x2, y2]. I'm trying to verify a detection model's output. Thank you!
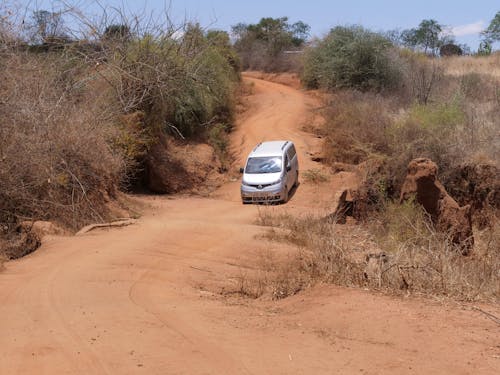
[245, 156, 282, 174]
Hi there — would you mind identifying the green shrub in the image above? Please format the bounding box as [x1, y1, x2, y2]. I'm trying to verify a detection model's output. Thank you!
[102, 24, 239, 140]
[407, 101, 464, 130]
[302, 26, 399, 91]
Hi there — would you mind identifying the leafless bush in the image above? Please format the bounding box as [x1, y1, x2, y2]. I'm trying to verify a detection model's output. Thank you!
[397, 51, 444, 104]
[0, 51, 127, 231]
[322, 91, 395, 165]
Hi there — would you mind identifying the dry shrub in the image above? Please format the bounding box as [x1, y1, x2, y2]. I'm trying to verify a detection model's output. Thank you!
[253, 210, 368, 299]
[0, 4, 241, 249]
[207, 123, 231, 171]
[396, 51, 444, 104]
[252, 205, 499, 302]
[370, 201, 499, 301]
[0, 244, 7, 269]
[302, 168, 329, 184]
[322, 91, 394, 165]
[0, 51, 126, 231]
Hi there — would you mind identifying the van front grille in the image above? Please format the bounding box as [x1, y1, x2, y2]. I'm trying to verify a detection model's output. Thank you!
[249, 183, 274, 189]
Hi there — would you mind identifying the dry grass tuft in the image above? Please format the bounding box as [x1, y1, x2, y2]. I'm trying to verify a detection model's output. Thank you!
[439, 53, 500, 78]
[246, 205, 499, 302]
[302, 169, 330, 184]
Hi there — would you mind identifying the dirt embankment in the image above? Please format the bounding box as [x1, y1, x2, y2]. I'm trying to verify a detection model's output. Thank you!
[0, 74, 498, 375]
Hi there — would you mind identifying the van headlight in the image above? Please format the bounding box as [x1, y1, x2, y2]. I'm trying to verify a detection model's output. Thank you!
[270, 178, 282, 186]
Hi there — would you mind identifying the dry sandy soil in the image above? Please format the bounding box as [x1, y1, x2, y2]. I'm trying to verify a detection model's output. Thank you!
[0, 75, 498, 374]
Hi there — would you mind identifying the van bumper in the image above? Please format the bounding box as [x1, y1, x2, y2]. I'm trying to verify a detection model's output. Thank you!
[241, 184, 285, 203]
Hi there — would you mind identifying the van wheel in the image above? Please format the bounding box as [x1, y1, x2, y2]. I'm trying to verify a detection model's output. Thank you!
[281, 186, 289, 204]
[293, 171, 299, 187]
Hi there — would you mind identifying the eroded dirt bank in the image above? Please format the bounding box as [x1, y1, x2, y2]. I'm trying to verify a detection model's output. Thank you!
[0, 76, 498, 374]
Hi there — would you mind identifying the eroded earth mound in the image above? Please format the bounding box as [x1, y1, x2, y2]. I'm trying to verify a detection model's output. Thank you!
[400, 158, 474, 253]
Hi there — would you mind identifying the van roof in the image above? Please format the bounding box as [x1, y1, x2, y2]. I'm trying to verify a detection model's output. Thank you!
[250, 140, 291, 157]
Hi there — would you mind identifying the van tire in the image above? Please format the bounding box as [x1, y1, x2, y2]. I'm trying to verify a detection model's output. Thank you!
[281, 186, 289, 204]
[293, 171, 299, 187]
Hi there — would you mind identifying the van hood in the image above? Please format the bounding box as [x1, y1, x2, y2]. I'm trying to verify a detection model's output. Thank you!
[243, 172, 282, 185]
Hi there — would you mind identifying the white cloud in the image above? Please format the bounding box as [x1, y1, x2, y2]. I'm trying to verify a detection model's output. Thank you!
[171, 30, 185, 40]
[450, 21, 485, 37]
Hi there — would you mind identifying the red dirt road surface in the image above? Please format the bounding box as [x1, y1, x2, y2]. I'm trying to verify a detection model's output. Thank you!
[0, 75, 498, 374]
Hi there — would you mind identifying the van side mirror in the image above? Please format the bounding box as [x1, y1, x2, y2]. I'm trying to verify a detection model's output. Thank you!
[239, 167, 244, 174]
[286, 164, 291, 172]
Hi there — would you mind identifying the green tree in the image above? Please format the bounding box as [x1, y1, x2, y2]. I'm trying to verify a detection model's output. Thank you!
[401, 19, 444, 55]
[231, 17, 309, 70]
[290, 21, 311, 46]
[302, 26, 398, 91]
[103, 24, 131, 40]
[477, 40, 492, 56]
[481, 11, 500, 43]
[206, 30, 241, 72]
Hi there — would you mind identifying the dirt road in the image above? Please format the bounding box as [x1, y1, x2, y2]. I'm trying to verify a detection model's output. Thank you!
[0, 76, 498, 374]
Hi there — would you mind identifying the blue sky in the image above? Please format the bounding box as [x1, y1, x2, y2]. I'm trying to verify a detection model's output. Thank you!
[23, 0, 500, 49]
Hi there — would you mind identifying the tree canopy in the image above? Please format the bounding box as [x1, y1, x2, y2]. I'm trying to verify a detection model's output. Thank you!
[302, 26, 397, 91]
[401, 19, 446, 55]
[231, 17, 310, 70]
[482, 11, 500, 43]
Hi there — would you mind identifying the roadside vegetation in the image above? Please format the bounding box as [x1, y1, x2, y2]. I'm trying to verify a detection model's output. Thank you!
[302, 25, 499, 220]
[0, 4, 240, 258]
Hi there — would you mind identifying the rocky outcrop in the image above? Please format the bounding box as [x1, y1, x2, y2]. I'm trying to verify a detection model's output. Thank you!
[400, 158, 473, 254]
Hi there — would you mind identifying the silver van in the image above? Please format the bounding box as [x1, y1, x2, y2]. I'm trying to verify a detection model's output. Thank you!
[240, 140, 299, 204]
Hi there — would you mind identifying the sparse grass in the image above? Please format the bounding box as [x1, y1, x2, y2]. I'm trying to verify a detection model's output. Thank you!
[243, 206, 499, 302]
[439, 53, 500, 79]
[369, 201, 499, 301]
[302, 169, 329, 184]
